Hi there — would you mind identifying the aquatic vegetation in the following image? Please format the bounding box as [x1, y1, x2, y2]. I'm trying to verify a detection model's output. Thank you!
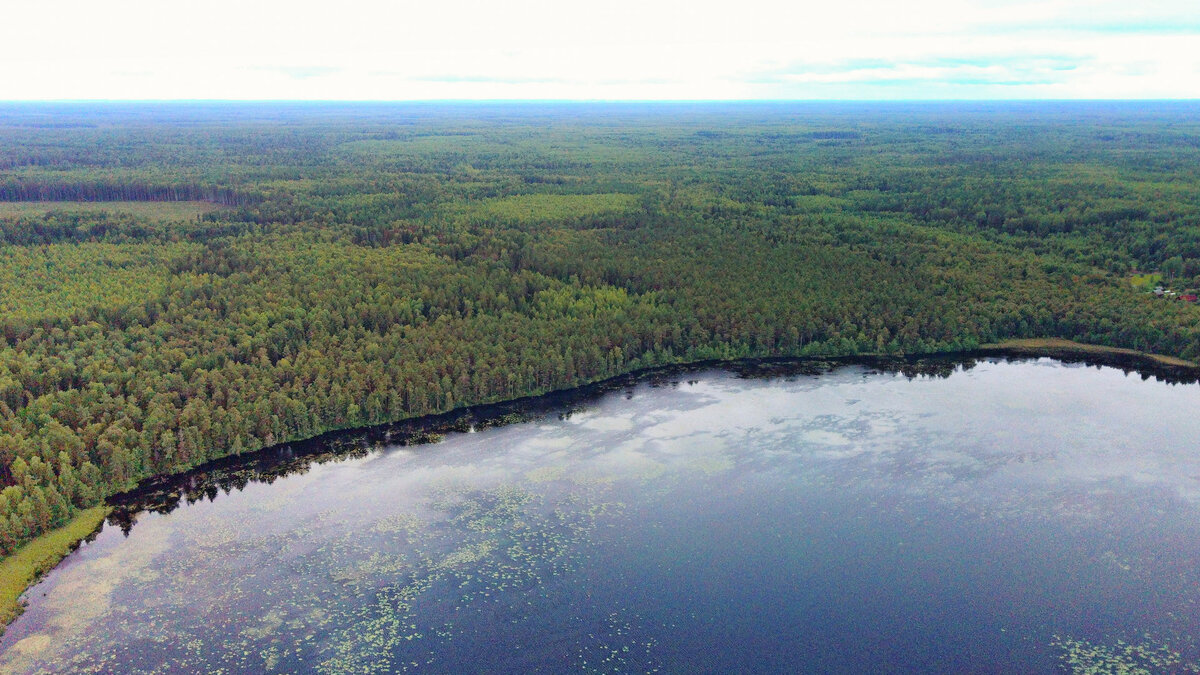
[0, 521, 171, 672]
[0, 461, 642, 672]
[575, 611, 661, 674]
[314, 481, 631, 673]
[1053, 635, 1200, 674]
[372, 514, 423, 536]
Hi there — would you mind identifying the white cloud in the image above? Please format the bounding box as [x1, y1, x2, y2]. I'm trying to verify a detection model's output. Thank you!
[0, 0, 1197, 99]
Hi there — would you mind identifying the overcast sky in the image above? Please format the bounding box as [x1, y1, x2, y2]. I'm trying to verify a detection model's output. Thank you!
[2, 0, 1198, 100]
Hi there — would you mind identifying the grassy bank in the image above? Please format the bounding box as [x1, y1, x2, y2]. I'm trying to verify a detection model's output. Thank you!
[0, 507, 109, 633]
[982, 338, 1198, 369]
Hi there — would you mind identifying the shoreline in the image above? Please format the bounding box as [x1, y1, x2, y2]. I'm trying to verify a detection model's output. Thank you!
[3, 338, 1198, 634]
[0, 507, 109, 635]
[977, 338, 1198, 369]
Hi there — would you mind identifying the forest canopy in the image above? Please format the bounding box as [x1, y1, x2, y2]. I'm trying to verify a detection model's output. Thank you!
[1, 101, 1199, 557]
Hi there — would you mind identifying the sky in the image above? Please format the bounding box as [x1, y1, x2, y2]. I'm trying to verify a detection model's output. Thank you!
[2, 0, 1198, 100]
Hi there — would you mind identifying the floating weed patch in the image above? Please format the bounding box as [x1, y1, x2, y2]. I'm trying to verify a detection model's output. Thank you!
[241, 610, 286, 641]
[1053, 634, 1200, 674]
[575, 611, 662, 674]
[1099, 550, 1135, 573]
[436, 540, 497, 570]
[372, 513, 423, 536]
[312, 481, 629, 673]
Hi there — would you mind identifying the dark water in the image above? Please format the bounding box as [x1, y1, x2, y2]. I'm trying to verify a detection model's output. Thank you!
[3, 358, 1200, 674]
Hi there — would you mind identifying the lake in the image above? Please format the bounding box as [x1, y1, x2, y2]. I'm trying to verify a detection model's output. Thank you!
[2, 357, 1200, 673]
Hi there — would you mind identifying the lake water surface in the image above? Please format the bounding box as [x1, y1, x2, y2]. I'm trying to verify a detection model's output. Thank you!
[3, 358, 1200, 673]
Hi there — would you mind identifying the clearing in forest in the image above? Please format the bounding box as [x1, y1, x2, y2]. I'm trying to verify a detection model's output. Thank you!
[0, 200, 223, 221]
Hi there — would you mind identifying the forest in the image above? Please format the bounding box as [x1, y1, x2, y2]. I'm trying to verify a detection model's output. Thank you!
[1, 101, 1199, 558]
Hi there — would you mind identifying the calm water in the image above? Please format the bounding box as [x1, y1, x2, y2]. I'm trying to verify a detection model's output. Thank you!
[3, 358, 1200, 673]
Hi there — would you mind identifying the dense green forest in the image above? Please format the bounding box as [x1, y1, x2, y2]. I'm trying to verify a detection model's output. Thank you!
[1, 102, 1199, 557]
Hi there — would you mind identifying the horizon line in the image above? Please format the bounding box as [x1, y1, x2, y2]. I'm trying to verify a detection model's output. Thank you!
[2, 98, 1199, 105]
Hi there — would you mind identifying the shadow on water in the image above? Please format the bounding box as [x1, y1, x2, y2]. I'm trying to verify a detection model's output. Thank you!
[104, 350, 1200, 536]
